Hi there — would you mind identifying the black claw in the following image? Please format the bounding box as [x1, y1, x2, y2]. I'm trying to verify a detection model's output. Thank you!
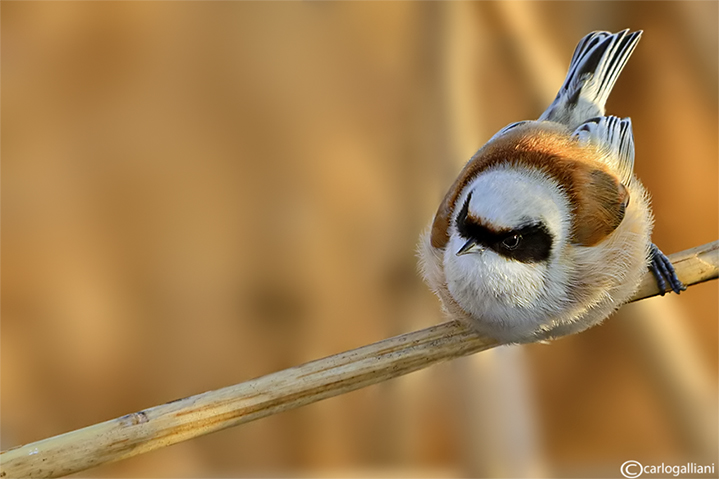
[649, 244, 686, 295]
[650, 263, 667, 296]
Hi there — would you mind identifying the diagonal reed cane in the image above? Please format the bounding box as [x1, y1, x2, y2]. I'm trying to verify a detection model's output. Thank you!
[1, 241, 717, 479]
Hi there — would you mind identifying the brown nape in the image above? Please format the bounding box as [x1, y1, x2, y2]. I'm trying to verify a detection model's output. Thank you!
[429, 122, 629, 249]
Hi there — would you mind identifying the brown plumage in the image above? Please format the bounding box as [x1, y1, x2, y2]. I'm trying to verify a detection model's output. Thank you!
[430, 123, 629, 249]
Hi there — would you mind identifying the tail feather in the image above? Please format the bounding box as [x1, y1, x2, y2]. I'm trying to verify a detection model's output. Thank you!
[540, 30, 642, 129]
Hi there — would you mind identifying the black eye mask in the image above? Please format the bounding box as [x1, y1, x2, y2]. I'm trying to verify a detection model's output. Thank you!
[455, 192, 554, 263]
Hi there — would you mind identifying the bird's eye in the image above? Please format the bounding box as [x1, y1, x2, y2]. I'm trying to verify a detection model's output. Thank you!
[501, 234, 522, 250]
[491, 223, 552, 263]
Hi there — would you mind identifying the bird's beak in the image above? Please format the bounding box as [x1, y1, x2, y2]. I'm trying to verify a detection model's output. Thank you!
[456, 238, 479, 256]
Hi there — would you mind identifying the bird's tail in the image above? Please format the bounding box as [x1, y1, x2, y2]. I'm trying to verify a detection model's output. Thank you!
[539, 30, 642, 129]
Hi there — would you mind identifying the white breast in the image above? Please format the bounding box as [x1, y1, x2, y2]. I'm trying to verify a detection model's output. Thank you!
[441, 165, 576, 340]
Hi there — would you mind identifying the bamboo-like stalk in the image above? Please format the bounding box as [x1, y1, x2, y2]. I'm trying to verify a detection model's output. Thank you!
[1, 241, 717, 479]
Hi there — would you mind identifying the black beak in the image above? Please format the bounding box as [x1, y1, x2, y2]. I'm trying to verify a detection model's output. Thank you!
[456, 238, 478, 256]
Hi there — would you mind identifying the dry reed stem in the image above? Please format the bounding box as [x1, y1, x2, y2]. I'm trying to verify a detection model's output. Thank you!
[1, 240, 717, 478]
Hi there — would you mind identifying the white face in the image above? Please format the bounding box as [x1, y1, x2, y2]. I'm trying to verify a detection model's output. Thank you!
[443, 164, 574, 335]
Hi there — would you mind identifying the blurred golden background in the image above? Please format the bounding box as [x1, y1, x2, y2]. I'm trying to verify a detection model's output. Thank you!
[2, 2, 717, 477]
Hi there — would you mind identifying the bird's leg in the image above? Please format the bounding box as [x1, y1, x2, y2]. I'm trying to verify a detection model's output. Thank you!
[648, 243, 686, 295]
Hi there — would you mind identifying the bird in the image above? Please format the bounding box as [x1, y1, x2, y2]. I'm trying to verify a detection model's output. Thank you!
[418, 29, 685, 344]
